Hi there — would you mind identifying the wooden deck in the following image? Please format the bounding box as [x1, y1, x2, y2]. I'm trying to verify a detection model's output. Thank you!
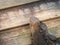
[0, 18, 60, 45]
[0, 0, 60, 39]
[0, 1, 60, 30]
[0, 1, 60, 45]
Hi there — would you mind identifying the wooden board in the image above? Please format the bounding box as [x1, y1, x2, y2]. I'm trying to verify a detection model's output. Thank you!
[0, 18, 60, 45]
[44, 18, 60, 38]
[0, 0, 39, 9]
[0, 1, 60, 45]
[0, 1, 60, 30]
[0, 26, 32, 45]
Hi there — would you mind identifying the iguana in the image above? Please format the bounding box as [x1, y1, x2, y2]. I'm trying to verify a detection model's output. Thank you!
[30, 16, 56, 45]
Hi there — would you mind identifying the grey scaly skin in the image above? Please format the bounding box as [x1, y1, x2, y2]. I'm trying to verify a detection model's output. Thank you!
[30, 16, 56, 45]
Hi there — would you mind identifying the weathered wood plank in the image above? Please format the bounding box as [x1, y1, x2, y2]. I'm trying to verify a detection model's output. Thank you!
[44, 18, 60, 38]
[0, 1, 60, 30]
[0, 26, 32, 45]
[0, 0, 39, 9]
[0, 18, 60, 45]
[0, 0, 59, 9]
[0, 17, 60, 38]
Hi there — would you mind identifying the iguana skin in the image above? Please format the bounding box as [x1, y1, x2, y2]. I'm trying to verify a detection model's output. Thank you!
[30, 16, 56, 45]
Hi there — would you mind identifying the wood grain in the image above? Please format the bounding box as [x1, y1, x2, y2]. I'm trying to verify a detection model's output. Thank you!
[0, 0, 39, 9]
[0, 1, 60, 30]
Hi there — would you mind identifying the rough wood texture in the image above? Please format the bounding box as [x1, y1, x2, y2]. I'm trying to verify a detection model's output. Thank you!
[0, 1, 60, 30]
[0, 24, 59, 45]
[0, 18, 60, 45]
[0, 0, 39, 9]
[0, 26, 32, 45]
[0, 0, 59, 9]
[44, 18, 60, 38]
[0, 1, 60, 45]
